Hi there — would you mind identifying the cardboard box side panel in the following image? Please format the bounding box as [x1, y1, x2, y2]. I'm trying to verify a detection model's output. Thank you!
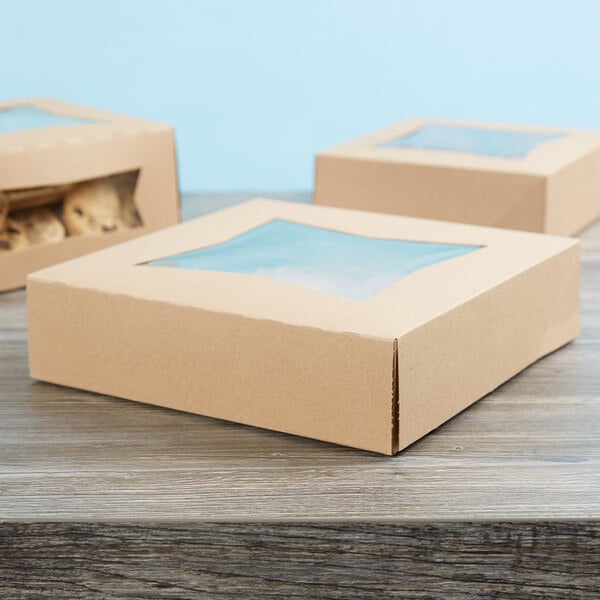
[314, 155, 546, 232]
[396, 243, 580, 450]
[546, 148, 600, 235]
[132, 128, 180, 228]
[27, 282, 396, 454]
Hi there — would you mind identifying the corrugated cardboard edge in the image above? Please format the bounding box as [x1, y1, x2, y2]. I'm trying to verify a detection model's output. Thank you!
[27, 279, 397, 455]
[391, 339, 399, 454]
[395, 240, 580, 450]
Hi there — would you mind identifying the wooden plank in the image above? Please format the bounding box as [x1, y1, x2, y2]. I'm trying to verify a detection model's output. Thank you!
[0, 522, 598, 599]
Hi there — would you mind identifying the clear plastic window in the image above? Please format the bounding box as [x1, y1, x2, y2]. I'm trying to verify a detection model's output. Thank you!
[0, 171, 142, 253]
[143, 219, 482, 301]
[379, 124, 563, 159]
[0, 105, 97, 136]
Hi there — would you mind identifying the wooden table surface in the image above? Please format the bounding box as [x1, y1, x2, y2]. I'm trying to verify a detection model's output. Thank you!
[1, 193, 599, 598]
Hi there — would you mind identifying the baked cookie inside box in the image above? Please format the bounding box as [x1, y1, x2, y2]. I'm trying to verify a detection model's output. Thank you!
[0, 98, 179, 291]
[27, 199, 579, 454]
[1, 170, 142, 253]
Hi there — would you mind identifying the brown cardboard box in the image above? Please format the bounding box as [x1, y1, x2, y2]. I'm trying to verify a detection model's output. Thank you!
[315, 119, 600, 235]
[27, 199, 579, 455]
[0, 98, 179, 291]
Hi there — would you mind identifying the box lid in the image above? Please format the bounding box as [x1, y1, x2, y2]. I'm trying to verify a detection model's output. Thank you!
[318, 118, 600, 177]
[0, 97, 170, 152]
[27, 198, 577, 342]
[0, 98, 176, 191]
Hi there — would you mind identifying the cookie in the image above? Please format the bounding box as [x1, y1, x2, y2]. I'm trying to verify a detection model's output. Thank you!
[108, 171, 142, 228]
[119, 191, 142, 228]
[0, 219, 29, 252]
[63, 180, 128, 235]
[10, 207, 66, 245]
[4, 184, 73, 211]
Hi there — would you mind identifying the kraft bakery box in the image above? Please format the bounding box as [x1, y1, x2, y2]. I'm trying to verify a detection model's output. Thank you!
[315, 118, 600, 235]
[0, 97, 179, 292]
[27, 199, 579, 455]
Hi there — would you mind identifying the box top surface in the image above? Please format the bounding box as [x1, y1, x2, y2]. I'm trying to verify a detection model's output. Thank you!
[28, 199, 577, 340]
[318, 118, 600, 177]
[0, 97, 171, 153]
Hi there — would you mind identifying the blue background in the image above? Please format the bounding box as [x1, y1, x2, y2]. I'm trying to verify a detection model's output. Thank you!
[1, 0, 599, 192]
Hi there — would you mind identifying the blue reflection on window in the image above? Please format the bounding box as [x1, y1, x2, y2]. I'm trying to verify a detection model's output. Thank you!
[144, 219, 482, 301]
[379, 124, 563, 159]
[0, 105, 96, 136]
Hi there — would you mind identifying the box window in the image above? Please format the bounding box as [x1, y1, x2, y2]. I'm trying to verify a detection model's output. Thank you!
[379, 124, 563, 159]
[143, 219, 482, 301]
[0, 170, 142, 253]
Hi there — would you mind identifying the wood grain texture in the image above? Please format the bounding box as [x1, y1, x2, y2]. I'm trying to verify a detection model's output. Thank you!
[1, 522, 599, 599]
[0, 192, 599, 522]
